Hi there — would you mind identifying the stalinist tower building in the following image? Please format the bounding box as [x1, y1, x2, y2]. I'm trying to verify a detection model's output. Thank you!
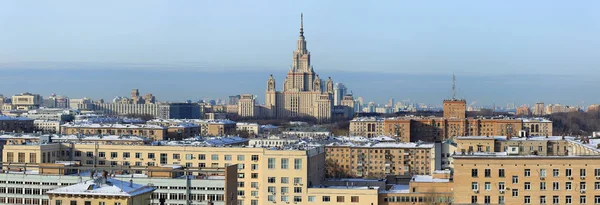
[264, 14, 333, 121]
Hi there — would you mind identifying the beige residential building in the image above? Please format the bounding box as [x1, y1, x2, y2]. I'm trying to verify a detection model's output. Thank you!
[349, 117, 384, 137]
[1, 142, 330, 205]
[33, 120, 61, 134]
[263, 14, 333, 121]
[47, 175, 156, 205]
[60, 123, 167, 141]
[237, 94, 256, 117]
[326, 141, 436, 178]
[521, 118, 553, 136]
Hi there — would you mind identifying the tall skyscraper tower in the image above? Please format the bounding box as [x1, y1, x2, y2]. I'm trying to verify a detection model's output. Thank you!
[264, 14, 334, 121]
[333, 83, 347, 106]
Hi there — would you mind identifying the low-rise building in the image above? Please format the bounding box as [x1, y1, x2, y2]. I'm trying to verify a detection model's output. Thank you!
[236, 122, 259, 136]
[349, 117, 384, 138]
[33, 120, 60, 134]
[60, 123, 167, 141]
[166, 123, 200, 140]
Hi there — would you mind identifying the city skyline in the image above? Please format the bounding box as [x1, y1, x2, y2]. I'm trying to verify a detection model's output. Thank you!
[1, 1, 599, 106]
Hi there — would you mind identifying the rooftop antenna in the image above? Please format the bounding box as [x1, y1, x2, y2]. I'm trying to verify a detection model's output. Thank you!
[452, 74, 456, 100]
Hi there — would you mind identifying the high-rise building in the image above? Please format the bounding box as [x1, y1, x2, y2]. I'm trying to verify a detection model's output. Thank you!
[333, 83, 347, 106]
[237, 94, 256, 117]
[533, 102, 545, 116]
[11, 92, 43, 110]
[264, 14, 333, 121]
[228, 95, 241, 105]
[516, 106, 531, 116]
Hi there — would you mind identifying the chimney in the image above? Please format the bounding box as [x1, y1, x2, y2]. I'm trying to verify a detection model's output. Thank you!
[130, 179, 134, 188]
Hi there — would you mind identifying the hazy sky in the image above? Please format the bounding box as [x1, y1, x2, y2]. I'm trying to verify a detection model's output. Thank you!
[1, 1, 599, 106]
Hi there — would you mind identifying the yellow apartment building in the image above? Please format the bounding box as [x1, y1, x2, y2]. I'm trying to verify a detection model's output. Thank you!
[61, 123, 167, 141]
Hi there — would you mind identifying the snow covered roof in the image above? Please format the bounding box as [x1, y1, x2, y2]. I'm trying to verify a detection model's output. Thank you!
[62, 123, 165, 129]
[455, 136, 507, 140]
[47, 178, 155, 197]
[519, 118, 552, 123]
[411, 175, 451, 183]
[168, 123, 199, 128]
[381, 184, 410, 193]
[0, 115, 32, 121]
[351, 117, 383, 122]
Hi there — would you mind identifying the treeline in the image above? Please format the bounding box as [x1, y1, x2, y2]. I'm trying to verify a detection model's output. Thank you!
[549, 111, 600, 136]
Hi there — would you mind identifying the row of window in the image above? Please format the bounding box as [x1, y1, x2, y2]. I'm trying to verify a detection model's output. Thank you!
[472, 168, 600, 178]
[0, 197, 48, 205]
[471, 195, 600, 204]
[55, 201, 121, 205]
[472, 181, 600, 191]
[267, 158, 303, 170]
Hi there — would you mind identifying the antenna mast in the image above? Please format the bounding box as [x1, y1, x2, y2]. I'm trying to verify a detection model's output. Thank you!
[452, 74, 456, 100]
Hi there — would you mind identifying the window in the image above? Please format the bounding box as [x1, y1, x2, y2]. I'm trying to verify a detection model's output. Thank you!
[268, 177, 276, 183]
[281, 158, 289, 169]
[524, 182, 531, 190]
[56, 201, 62, 205]
[268, 186, 276, 193]
[282, 196, 289, 202]
[251, 191, 258, 196]
[581, 169, 587, 177]
[251, 155, 259, 161]
[323, 196, 331, 202]
[581, 182, 586, 190]
[512, 176, 519, 184]
[294, 187, 302, 193]
[485, 169, 491, 177]
[251, 173, 258, 179]
[148, 153, 155, 159]
[351, 196, 359, 203]
[540, 182, 546, 190]
[337, 196, 345, 202]
[485, 182, 491, 190]
[540, 196, 546, 204]
[553, 169, 559, 177]
[294, 196, 302, 202]
[595, 182, 600, 190]
[472, 169, 478, 177]
[553, 196, 559, 204]
[281, 187, 288, 194]
[111, 152, 117, 158]
[595, 169, 600, 177]
[87, 152, 93, 157]
[512, 189, 519, 197]
[594, 196, 600, 204]
[294, 158, 302, 170]
[553, 182, 560, 190]
[114, 203, 121, 205]
[281, 177, 289, 184]
[199, 154, 206, 160]
[566, 182, 572, 190]
[540, 169, 546, 177]
[294, 177, 302, 184]
[471, 196, 477, 203]
[268, 158, 276, 169]
[472, 182, 479, 190]
[484, 196, 490, 204]
[580, 196, 586, 204]
[238, 182, 245, 187]
[123, 152, 130, 158]
[99, 152, 105, 158]
[566, 195, 572, 204]
[525, 169, 531, 177]
[499, 182, 505, 190]
[173, 154, 180, 159]
[251, 182, 258, 188]
[211, 154, 218, 160]
[225, 155, 232, 161]
[524, 196, 531, 204]
[251, 164, 258, 170]
[238, 163, 245, 170]
[237, 155, 245, 161]
[499, 169, 505, 177]
[251, 200, 258, 205]
[499, 196, 505, 204]
[135, 153, 141, 158]
[566, 169, 572, 177]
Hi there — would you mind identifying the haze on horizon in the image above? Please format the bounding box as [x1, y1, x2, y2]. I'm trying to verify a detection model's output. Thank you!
[0, 1, 599, 106]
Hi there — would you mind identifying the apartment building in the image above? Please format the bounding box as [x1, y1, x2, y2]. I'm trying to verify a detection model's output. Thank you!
[349, 117, 384, 137]
[453, 154, 600, 205]
[379, 170, 454, 205]
[33, 120, 60, 134]
[0, 115, 34, 133]
[0, 163, 236, 205]
[521, 118, 553, 137]
[47, 175, 156, 205]
[326, 139, 436, 177]
[1, 140, 328, 205]
[60, 123, 167, 141]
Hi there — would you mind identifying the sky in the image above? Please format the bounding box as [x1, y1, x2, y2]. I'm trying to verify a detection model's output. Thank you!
[0, 1, 599, 106]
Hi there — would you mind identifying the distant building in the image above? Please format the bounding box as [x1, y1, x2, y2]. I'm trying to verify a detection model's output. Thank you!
[0, 116, 34, 133]
[33, 120, 61, 134]
[237, 94, 256, 117]
[333, 83, 347, 106]
[158, 103, 201, 119]
[228, 95, 241, 105]
[516, 106, 531, 116]
[588, 104, 600, 112]
[533, 102, 545, 116]
[11, 92, 43, 110]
